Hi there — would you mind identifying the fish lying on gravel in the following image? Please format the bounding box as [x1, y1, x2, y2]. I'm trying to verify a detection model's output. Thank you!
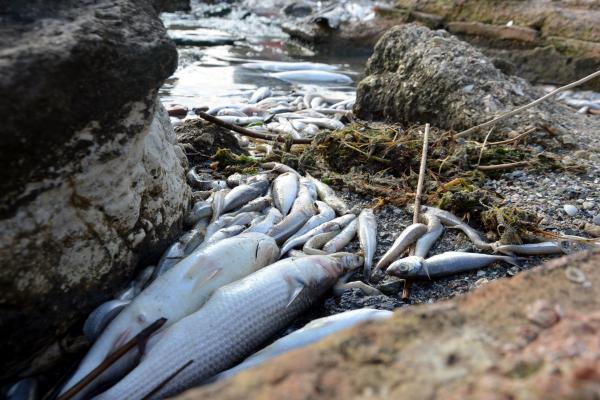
[374, 223, 427, 273]
[414, 214, 444, 258]
[60, 233, 279, 399]
[281, 214, 355, 255]
[322, 218, 358, 253]
[272, 172, 299, 216]
[307, 174, 350, 215]
[212, 308, 392, 382]
[303, 230, 341, 255]
[421, 206, 493, 251]
[493, 241, 567, 256]
[270, 70, 353, 85]
[358, 209, 377, 279]
[93, 253, 362, 400]
[387, 251, 518, 280]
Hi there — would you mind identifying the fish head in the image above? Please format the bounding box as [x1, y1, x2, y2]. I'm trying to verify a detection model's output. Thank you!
[255, 235, 280, 265]
[330, 252, 363, 271]
[386, 256, 424, 278]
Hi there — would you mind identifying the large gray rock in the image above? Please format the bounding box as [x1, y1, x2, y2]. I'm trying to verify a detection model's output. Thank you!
[0, 0, 191, 377]
[355, 23, 597, 143]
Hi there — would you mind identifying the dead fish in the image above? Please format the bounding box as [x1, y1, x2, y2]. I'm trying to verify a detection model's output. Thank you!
[306, 173, 349, 215]
[268, 178, 317, 244]
[422, 206, 492, 251]
[297, 117, 344, 130]
[249, 86, 271, 104]
[322, 218, 357, 253]
[493, 241, 566, 256]
[241, 61, 339, 72]
[358, 209, 377, 279]
[185, 200, 212, 227]
[214, 115, 265, 126]
[270, 70, 353, 85]
[210, 189, 230, 223]
[302, 123, 320, 136]
[6, 378, 38, 400]
[288, 201, 336, 242]
[178, 229, 204, 257]
[198, 225, 246, 250]
[83, 299, 131, 343]
[133, 266, 156, 294]
[244, 207, 284, 234]
[375, 223, 427, 273]
[212, 308, 392, 382]
[261, 162, 301, 176]
[61, 234, 279, 399]
[205, 212, 259, 240]
[93, 253, 361, 400]
[226, 173, 247, 188]
[303, 230, 341, 255]
[217, 108, 248, 117]
[286, 249, 308, 258]
[222, 183, 266, 214]
[228, 196, 272, 216]
[272, 172, 299, 216]
[414, 214, 444, 258]
[281, 214, 355, 255]
[186, 167, 213, 190]
[387, 251, 518, 280]
[154, 242, 185, 278]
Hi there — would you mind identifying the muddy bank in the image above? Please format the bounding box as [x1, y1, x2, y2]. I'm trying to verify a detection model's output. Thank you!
[174, 250, 600, 400]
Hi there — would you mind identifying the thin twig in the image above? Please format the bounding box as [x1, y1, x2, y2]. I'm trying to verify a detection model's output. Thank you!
[454, 69, 600, 138]
[413, 124, 430, 224]
[476, 126, 495, 166]
[477, 160, 530, 171]
[487, 127, 537, 146]
[142, 360, 194, 400]
[197, 111, 312, 144]
[56, 318, 167, 400]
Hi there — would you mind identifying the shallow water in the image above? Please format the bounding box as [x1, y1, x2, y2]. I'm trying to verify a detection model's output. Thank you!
[159, 3, 368, 109]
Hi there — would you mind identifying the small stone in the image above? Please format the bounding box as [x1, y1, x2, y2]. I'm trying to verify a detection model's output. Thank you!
[564, 204, 578, 216]
[526, 299, 561, 328]
[506, 266, 519, 276]
[565, 266, 586, 283]
[476, 270, 486, 277]
[593, 214, 600, 225]
[582, 201, 594, 210]
[474, 278, 489, 288]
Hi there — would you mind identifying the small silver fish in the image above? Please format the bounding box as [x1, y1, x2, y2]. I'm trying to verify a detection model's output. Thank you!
[287, 201, 336, 242]
[322, 218, 357, 253]
[241, 61, 338, 72]
[215, 116, 265, 126]
[297, 117, 344, 130]
[210, 189, 230, 223]
[493, 241, 566, 256]
[422, 206, 492, 251]
[272, 172, 299, 216]
[303, 230, 341, 255]
[268, 178, 316, 244]
[83, 299, 131, 343]
[222, 184, 265, 214]
[281, 214, 355, 255]
[387, 251, 518, 280]
[244, 207, 284, 234]
[249, 86, 271, 104]
[414, 214, 444, 258]
[306, 174, 349, 215]
[375, 223, 427, 272]
[185, 200, 212, 227]
[358, 209, 377, 279]
[270, 70, 353, 84]
[261, 162, 301, 176]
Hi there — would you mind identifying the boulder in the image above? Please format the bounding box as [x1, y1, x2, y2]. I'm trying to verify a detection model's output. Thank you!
[354, 24, 600, 144]
[395, 0, 600, 90]
[0, 0, 191, 377]
[175, 250, 600, 400]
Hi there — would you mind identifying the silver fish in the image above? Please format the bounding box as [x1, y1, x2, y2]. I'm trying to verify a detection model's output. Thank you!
[322, 218, 358, 253]
[6, 378, 38, 400]
[387, 251, 518, 280]
[62, 234, 279, 399]
[222, 184, 265, 214]
[306, 174, 349, 215]
[241, 61, 338, 72]
[270, 70, 353, 84]
[493, 241, 566, 256]
[302, 123, 320, 136]
[211, 189, 230, 223]
[268, 178, 316, 244]
[154, 242, 185, 278]
[83, 299, 131, 343]
[414, 214, 444, 258]
[226, 173, 247, 188]
[303, 230, 341, 255]
[93, 253, 361, 400]
[272, 172, 299, 216]
[297, 117, 344, 130]
[133, 266, 156, 294]
[281, 214, 356, 255]
[358, 209, 377, 279]
[244, 207, 284, 234]
[250, 86, 271, 104]
[178, 229, 204, 257]
[422, 206, 492, 251]
[217, 108, 248, 117]
[205, 211, 259, 240]
[261, 162, 301, 176]
[228, 195, 272, 216]
[288, 201, 336, 242]
[198, 225, 246, 250]
[185, 200, 212, 227]
[375, 223, 427, 272]
[212, 308, 392, 381]
[214, 116, 265, 126]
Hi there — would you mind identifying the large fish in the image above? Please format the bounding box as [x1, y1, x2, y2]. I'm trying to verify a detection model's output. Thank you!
[357, 209, 377, 279]
[60, 233, 279, 398]
[387, 251, 518, 280]
[93, 253, 362, 400]
[212, 308, 392, 381]
[272, 172, 299, 215]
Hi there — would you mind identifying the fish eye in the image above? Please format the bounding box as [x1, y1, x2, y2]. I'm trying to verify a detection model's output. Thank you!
[399, 264, 410, 272]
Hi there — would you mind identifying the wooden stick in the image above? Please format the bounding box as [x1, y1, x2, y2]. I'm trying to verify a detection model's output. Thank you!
[476, 126, 495, 166]
[413, 124, 430, 224]
[197, 111, 312, 145]
[56, 318, 167, 400]
[487, 127, 537, 146]
[477, 160, 530, 171]
[454, 69, 600, 138]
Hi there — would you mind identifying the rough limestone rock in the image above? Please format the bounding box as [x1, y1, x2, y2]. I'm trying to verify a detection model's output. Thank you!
[395, 0, 600, 90]
[176, 250, 600, 400]
[355, 24, 599, 144]
[0, 0, 190, 377]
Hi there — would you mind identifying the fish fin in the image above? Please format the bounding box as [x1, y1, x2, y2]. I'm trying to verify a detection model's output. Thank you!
[502, 256, 520, 267]
[284, 275, 307, 308]
[192, 267, 222, 293]
[422, 260, 431, 280]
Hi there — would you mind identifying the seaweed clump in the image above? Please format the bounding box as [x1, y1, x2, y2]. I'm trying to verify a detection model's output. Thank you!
[481, 206, 542, 244]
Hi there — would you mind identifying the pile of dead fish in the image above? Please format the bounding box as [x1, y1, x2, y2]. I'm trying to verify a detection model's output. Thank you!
[48, 163, 570, 400]
[542, 84, 600, 116]
[172, 60, 355, 139]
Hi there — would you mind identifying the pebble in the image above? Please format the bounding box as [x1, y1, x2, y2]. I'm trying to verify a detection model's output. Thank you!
[564, 204, 578, 216]
[593, 214, 600, 225]
[582, 201, 594, 210]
